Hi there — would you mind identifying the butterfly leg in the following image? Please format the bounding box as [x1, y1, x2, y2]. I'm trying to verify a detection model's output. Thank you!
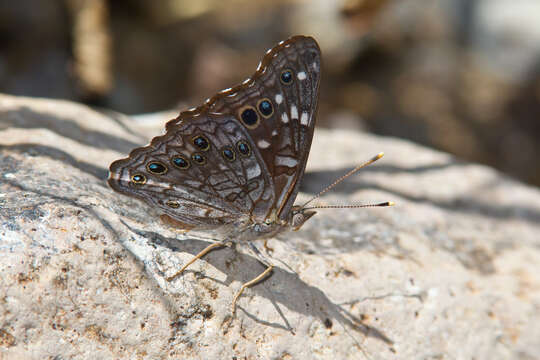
[231, 242, 274, 313]
[166, 241, 229, 281]
[263, 238, 274, 254]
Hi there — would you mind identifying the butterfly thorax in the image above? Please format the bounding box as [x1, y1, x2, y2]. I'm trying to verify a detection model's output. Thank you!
[230, 206, 317, 242]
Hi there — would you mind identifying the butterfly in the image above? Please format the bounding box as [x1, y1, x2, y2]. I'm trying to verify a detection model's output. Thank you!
[108, 35, 390, 312]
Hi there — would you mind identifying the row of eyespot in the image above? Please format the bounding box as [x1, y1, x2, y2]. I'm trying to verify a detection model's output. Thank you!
[239, 98, 273, 129]
[130, 139, 252, 185]
[237, 69, 294, 129]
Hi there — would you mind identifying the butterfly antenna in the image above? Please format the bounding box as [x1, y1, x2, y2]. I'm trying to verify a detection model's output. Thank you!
[304, 202, 394, 210]
[301, 152, 393, 209]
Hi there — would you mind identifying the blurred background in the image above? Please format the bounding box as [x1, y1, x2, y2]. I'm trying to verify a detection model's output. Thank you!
[1, 0, 539, 187]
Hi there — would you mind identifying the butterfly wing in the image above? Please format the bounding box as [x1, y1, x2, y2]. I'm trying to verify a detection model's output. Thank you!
[108, 36, 321, 228]
[108, 112, 275, 229]
[212, 36, 321, 222]
[168, 35, 321, 222]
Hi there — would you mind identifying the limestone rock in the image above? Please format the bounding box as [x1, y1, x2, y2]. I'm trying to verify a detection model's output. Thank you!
[1, 94, 539, 359]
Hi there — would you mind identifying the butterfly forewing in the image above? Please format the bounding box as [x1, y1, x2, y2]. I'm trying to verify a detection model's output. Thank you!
[108, 35, 321, 230]
[206, 36, 321, 221]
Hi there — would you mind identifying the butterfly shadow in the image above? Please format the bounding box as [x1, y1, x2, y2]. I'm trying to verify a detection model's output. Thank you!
[0, 107, 144, 154]
[0, 143, 109, 181]
[134, 225, 395, 347]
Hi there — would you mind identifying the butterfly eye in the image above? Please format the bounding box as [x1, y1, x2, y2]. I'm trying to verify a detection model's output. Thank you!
[221, 147, 236, 162]
[192, 135, 210, 151]
[146, 161, 168, 174]
[238, 106, 259, 129]
[257, 98, 273, 118]
[236, 140, 251, 157]
[280, 69, 294, 85]
[171, 155, 190, 170]
[191, 153, 206, 165]
[131, 174, 146, 185]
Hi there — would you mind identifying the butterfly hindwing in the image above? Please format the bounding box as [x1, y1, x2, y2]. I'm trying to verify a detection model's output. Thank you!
[108, 112, 275, 228]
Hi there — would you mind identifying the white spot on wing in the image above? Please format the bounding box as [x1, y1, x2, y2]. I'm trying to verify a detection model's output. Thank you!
[194, 207, 210, 217]
[300, 112, 309, 126]
[275, 94, 283, 104]
[257, 139, 271, 149]
[281, 113, 289, 123]
[171, 185, 196, 197]
[184, 180, 202, 187]
[272, 129, 278, 136]
[312, 62, 318, 71]
[297, 71, 307, 80]
[275, 156, 298, 167]
[291, 105, 298, 120]
[246, 164, 261, 179]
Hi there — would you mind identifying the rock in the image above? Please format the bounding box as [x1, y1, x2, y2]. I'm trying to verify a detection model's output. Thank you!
[1, 93, 539, 359]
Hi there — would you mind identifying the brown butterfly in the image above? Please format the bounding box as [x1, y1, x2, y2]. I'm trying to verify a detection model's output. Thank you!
[108, 35, 391, 312]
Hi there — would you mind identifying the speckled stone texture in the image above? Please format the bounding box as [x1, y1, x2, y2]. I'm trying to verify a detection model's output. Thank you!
[1, 94, 539, 359]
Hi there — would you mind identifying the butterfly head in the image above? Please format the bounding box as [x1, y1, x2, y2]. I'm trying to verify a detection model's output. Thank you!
[247, 205, 316, 239]
[289, 206, 317, 231]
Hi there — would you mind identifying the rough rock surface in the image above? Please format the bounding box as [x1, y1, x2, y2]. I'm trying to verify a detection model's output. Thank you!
[1, 94, 539, 359]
